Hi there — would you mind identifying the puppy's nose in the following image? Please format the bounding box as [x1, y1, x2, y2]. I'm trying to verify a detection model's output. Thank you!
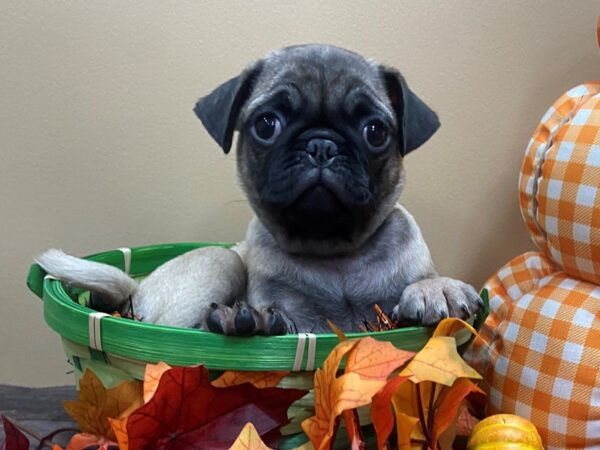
[306, 138, 339, 167]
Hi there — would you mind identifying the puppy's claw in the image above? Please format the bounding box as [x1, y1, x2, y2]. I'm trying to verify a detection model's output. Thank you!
[234, 303, 258, 336]
[393, 277, 480, 327]
[263, 308, 287, 336]
[207, 307, 226, 334]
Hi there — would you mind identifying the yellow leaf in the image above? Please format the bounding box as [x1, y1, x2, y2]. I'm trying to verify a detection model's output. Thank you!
[142, 361, 171, 403]
[62, 369, 143, 440]
[432, 317, 478, 339]
[228, 422, 274, 450]
[392, 380, 429, 442]
[400, 336, 481, 386]
[394, 412, 419, 450]
[108, 417, 129, 450]
[212, 370, 288, 389]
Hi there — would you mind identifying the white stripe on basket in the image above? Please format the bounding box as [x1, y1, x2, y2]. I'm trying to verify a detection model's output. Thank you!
[44, 274, 58, 281]
[292, 333, 317, 372]
[117, 247, 132, 274]
[305, 333, 317, 371]
[293, 333, 307, 371]
[88, 312, 110, 351]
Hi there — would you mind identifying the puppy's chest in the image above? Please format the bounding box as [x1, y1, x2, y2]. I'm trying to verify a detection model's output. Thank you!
[262, 252, 403, 315]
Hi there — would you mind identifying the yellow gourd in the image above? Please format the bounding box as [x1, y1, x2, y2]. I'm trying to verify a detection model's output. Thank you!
[467, 414, 544, 450]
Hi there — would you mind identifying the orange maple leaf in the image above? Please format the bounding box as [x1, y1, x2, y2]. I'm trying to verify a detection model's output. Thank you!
[228, 422, 274, 450]
[62, 369, 143, 441]
[302, 335, 414, 450]
[342, 337, 414, 448]
[346, 337, 414, 381]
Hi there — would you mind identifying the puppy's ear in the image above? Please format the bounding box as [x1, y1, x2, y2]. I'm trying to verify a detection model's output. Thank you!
[379, 66, 440, 156]
[194, 61, 263, 154]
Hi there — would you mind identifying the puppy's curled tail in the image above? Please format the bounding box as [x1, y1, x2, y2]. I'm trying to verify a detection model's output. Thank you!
[35, 249, 138, 313]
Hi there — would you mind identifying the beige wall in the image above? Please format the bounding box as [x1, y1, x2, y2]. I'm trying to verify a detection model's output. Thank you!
[2, 1, 599, 386]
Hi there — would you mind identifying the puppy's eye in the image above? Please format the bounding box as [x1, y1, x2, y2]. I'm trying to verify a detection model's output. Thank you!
[363, 119, 390, 152]
[252, 112, 283, 144]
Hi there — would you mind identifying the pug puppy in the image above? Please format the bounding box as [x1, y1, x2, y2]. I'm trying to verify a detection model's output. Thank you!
[36, 44, 482, 335]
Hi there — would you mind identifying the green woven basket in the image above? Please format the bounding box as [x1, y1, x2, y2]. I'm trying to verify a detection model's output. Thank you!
[26, 242, 489, 449]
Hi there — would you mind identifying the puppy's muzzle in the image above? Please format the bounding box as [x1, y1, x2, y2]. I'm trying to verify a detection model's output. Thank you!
[306, 138, 339, 168]
[298, 128, 344, 168]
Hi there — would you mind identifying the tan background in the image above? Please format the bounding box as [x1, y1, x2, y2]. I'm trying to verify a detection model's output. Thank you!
[1, 1, 599, 386]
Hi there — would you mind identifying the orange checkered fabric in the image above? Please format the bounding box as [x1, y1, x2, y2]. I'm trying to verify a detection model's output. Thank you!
[466, 252, 600, 448]
[464, 83, 600, 449]
[519, 82, 600, 284]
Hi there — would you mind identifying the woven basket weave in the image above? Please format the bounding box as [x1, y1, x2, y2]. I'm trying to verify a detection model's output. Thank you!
[27, 242, 487, 449]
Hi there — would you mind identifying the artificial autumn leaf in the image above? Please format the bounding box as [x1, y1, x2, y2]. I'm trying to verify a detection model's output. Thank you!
[301, 339, 385, 450]
[326, 320, 346, 341]
[391, 381, 429, 444]
[345, 337, 414, 381]
[340, 337, 414, 450]
[432, 317, 478, 339]
[228, 422, 274, 450]
[142, 361, 171, 403]
[125, 365, 307, 450]
[341, 409, 364, 450]
[108, 418, 128, 450]
[455, 401, 481, 436]
[63, 369, 143, 441]
[430, 378, 485, 445]
[0, 416, 29, 450]
[213, 370, 289, 389]
[395, 412, 420, 450]
[400, 336, 481, 386]
[370, 375, 411, 450]
[64, 433, 118, 450]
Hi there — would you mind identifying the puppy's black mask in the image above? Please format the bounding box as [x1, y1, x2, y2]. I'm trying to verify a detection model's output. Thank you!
[195, 45, 440, 252]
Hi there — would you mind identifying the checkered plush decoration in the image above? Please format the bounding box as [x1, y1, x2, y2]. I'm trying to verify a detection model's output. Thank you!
[465, 83, 600, 449]
[520, 83, 600, 284]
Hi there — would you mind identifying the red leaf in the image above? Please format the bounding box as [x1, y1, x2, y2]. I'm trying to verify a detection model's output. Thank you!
[342, 409, 364, 450]
[125, 365, 307, 450]
[369, 375, 410, 450]
[431, 378, 486, 445]
[0, 417, 29, 450]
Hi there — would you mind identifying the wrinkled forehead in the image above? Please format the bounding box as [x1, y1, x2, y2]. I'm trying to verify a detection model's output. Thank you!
[241, 46, 395, 123]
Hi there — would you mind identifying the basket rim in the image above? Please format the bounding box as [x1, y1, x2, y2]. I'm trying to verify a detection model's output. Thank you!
[28, 242, 484, 371]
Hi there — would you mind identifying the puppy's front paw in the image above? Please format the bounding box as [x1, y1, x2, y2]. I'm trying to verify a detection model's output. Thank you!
[259, 307, 294, 335]
[391, 277, 482, 326]
[206, 301, 262, 336]
[204, 302, 294, 336]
